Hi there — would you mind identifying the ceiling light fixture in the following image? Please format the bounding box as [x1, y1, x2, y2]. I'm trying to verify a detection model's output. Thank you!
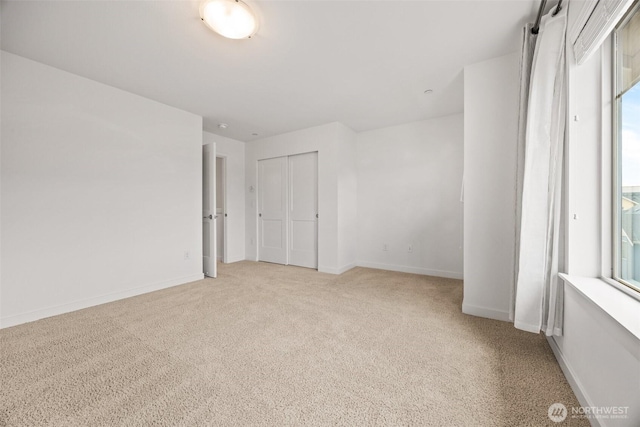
[424, 89, 434, 94]
[218, 123, 228, 129]
[200, 0, 259, 40]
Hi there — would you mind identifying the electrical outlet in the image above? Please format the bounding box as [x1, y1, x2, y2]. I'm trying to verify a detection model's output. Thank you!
[408, 244, 413, 253]
[184, 251, 190, 260]
[383, 244, 388, 251]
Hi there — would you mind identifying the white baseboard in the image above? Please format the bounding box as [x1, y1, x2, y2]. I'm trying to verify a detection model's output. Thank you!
[0, 273, 205, 329]
[337, 263, 357, 274]
[461, 302, 511, 322]
[319, 263, 357, 275]
[356, 261, 463, 280]
[546, 336, 601, 427]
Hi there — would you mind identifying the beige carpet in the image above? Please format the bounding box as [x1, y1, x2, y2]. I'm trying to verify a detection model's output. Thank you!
[1, 261, 587, 426]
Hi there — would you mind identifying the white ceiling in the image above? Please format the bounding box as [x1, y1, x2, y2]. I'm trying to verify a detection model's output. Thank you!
[1, 0, 538, 141]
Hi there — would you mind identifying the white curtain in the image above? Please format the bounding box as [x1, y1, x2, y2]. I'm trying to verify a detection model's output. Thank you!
[511, 22, 536, 323]
[513, 6, 567, 336]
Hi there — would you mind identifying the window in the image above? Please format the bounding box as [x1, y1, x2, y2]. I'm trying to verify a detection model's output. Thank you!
[614, 2, 640, 292]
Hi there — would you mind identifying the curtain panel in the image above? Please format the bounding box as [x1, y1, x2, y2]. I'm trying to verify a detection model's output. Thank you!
[513, 7, 567, 336]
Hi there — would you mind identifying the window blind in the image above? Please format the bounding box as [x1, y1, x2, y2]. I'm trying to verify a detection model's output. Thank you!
[618, 4, 640, 95]
[573, 0, 635, 65]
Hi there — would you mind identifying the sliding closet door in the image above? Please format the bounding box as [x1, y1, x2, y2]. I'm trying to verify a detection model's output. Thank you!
[258, 157, 288, 264]
[288, 152, 318, 269]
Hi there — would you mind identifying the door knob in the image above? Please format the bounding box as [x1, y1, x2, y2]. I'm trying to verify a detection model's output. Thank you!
[259, 213, 262, 217]
[203, 214, 213, 219]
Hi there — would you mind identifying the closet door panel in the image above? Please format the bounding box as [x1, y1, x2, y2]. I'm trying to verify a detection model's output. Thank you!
[288, 152, 318, 269]
[258, 157, 288, 264]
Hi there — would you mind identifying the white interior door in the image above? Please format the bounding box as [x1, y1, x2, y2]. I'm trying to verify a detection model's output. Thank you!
[203, 143, 217, 278]
[216, 156, 225, 262]
[288, 152, 318, 268]
[258, 157, 288, 264]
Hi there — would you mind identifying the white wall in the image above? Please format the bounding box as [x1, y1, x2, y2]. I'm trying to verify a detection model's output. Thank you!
[336, 123, 358, 272]
[244, 122, 357, 274]
[1, 51, 203, 328]
[463, 52, 520, 321]
[203, 132, 245, 263]
[547, 3, 640, 423]
[550, 285, 640, 426]
[564, 41, 603, 278]
[356, 115, 464, 278]
[461, 22, 640, 424]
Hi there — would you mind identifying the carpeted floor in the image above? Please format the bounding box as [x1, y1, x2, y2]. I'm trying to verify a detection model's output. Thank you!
[1, 261, 588, 426]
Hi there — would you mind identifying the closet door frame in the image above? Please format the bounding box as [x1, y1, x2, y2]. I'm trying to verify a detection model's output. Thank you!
[256, 151, 318, 269]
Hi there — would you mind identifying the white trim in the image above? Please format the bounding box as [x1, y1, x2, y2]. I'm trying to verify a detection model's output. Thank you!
[461, 302, 511, 322]
[601, 276, 640, 301]
[546, 335, 603, 427]
[0, 273, 205, 329]
[318, 261, 463, 279]
[601, 38, 614, 282]
[560, 273, 640, 341]
[356, 261, 463, 280]
[319, 263, 356, 275]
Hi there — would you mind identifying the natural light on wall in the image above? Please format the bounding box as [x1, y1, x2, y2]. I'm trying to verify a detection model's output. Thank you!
[616, 3, 640, 290]
[200, 0, 258, 39]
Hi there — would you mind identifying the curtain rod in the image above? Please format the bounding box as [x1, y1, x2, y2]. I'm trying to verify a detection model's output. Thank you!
[531, 0, 563, 34]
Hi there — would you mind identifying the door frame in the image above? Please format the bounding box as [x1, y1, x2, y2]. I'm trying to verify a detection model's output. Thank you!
[202, 143, 217, 278]
[255, 151, 318, 268]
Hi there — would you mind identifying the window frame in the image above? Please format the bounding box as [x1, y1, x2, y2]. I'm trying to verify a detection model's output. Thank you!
[612, 0, 640, 294]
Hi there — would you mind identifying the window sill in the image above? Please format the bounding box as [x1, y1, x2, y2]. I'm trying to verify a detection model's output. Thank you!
[559, 273, 640, 341]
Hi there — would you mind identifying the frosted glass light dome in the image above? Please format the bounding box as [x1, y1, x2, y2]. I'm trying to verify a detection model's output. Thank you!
[200, 0, 258, 39]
